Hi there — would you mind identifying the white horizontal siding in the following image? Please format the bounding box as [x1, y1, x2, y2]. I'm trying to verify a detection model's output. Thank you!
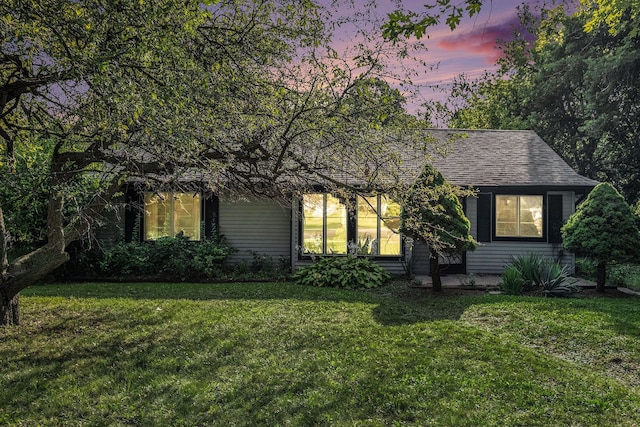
[219, 198, 291, 264]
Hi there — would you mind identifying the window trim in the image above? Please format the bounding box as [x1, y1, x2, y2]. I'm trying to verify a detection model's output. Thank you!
[356, 195, 402, 257]
[493, 193, 546, 242]
[298, 192, 404, 260]
[300, 193, 348, 255]
[143, 191, 202, 241]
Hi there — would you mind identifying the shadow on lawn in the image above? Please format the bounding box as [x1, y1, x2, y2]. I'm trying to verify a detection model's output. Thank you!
[23, 279, 640, 329]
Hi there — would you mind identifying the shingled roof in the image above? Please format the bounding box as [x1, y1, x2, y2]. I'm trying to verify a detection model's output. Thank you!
[424, 129, 598, 189]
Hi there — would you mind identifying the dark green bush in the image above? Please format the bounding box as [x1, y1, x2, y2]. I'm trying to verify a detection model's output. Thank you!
[501, 253, 579, 297]
[510, 253, 544, 291]
[499, 266, 524, 295]
[575, 257, 597, 280]
[100, 242, 151, 276]
[538, 259, 580, 297]
[95, 236, 232, 279]
[293, 256, 391, 289]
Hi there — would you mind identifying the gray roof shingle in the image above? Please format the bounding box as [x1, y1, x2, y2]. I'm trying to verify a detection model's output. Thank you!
[422, 129, 598, 188]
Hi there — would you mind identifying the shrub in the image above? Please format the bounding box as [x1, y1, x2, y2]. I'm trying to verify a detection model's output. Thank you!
[575, 257, 597, 280]
[510, 253, 544, 290]
[96, 237, 232, 279]
[499, 266, 524, 295]
[608, 264, 632, 287]
[100, 241, 151, 276]
[293, 256, 391, 289]
[538, 259, 580, 297]
[192, 239, 235, 277]
[501, 254, 580, 297]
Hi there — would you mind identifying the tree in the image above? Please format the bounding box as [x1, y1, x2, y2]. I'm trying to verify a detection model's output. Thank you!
[440, 2, 640, 203]
[382, 0, 484, 40]
[562, 183, 640, 292]
[400, 164, 476, 291]
[1, 0, 440, 325]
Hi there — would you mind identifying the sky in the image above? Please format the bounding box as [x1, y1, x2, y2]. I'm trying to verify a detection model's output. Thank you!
[325, 0, 541, 114]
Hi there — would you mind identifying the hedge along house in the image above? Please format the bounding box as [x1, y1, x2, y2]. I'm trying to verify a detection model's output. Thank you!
[98, 129, 598, 276]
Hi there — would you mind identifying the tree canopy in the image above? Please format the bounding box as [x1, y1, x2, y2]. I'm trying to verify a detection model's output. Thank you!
[431, 1, 640, 203]
[400, 163, 476, 291]
[1, 0, 442, 324]
[562, 182, 640, 291]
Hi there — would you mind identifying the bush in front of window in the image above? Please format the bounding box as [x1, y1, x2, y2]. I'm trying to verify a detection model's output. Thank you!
[500, 253, 579, 297]
[292, 255, 391, 289]
[95, 236, 233, 279]
[499, 266, 524, 295]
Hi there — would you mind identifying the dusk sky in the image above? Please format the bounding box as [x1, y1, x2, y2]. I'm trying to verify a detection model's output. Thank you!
[325, 0, 545, 113]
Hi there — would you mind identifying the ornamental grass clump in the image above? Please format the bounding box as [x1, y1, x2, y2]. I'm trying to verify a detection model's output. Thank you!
[499, 266, 524, 295]
[293, 255, 391, 289]
[538, 259, 580, 297]
[500, 253, 579, 297]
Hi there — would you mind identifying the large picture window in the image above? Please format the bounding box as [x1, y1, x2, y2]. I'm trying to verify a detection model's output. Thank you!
[357, 195, 401, 255]
[144, 192, 201, 240]
[302, 193, 347, 254]
[495, 195, 543, 238]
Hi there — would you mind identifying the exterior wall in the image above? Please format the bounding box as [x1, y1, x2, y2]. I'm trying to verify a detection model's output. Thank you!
[219, 198, 291, 265]
[466, 191, 576, 274]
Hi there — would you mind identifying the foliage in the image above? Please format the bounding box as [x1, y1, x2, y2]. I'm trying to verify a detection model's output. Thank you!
[574, 257, 640, 291]
[383, 0, 483, 39]
[3, 281, 640, 425]
[437, 2, 640, 202]
[1, 0, 441, 319]
[501, 253, 578, 297]
[87, 236, 234, 279]
[292, 256, 391, 289]
[575, 257, 598, 279]
[229, 251, 291, 280]
[0, 136, 52, 248]
[562, 183, 640, 265]
[509, 253, 544, 291]
[538, 259, 580, 297]
[400, 163, 476, 291]
[499, 266, 524, 295]
[400, 164, 476, 255]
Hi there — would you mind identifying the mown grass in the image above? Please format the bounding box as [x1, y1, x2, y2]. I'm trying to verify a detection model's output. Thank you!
[2, 280, 640, 426]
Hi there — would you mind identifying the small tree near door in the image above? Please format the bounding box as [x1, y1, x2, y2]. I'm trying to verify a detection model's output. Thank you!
[562, 182, 640, 292]
[400, 164, 477, 291]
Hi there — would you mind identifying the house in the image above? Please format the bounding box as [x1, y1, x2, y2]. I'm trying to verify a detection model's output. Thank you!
[97, 129, 598, 275]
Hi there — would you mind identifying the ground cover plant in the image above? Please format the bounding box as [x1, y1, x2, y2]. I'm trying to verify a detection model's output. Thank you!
[2, 281, 640, 426]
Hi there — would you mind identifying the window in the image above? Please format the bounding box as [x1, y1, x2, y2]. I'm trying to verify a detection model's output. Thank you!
[357, 195, 401, 255]
[144, 192, 201, 240]
[495, 195, 543, 238]
[302, 193, 347, 254]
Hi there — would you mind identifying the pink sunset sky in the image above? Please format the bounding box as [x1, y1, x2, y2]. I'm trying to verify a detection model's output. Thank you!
[323, 0, 551, 114]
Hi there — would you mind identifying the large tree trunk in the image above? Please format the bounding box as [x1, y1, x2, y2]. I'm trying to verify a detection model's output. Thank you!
[0, 293, 19, 326]
[0, 182, 120, 326]
[596, 260, 606, 293]
[0, 206, 19, 325]
[430, 249, 442, 292]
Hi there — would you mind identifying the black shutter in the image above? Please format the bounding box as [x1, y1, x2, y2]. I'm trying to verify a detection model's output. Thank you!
[124, 186, 143, 243]
[477, 193, 492, 242]
[548, 194, 563, 243]
[203, 193, 219, 239]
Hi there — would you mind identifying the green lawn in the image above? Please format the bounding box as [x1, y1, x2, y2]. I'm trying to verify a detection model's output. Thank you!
[2, 281, 640, 426]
